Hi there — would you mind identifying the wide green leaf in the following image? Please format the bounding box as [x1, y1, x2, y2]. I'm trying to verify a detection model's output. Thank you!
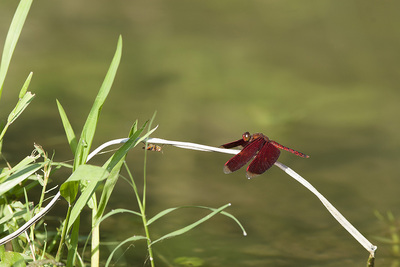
[61, 165, 109, 232]
[73, 36, 122, 169]
[60, 164, 109, 204]
[0, 251, 25, 267]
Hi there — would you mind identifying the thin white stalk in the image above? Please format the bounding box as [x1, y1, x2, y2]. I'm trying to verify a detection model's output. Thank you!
[145, 137, 378, 257]
[0, 190, 61, 245]
[146, 137, 240, 154]
[0, 136, 378, 258]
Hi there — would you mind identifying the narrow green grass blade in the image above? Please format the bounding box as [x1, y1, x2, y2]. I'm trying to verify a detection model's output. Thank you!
[66, 181, 98, 234]
[81, 208, 142, 263]
[59, 165, 109, 232]
[147, 205, 247, 236]
[0, 153, 39, 183]
[18, 71, 32, 98]
[66, 217, 80, 267]
[130, 119, 138, 135]
[0, 0, 33, 99]
[60, 164, 109, 203]
[105, 122, 153, 172]
[146, 111, 157, 132]
[0, 163, 45, 196]
[94, 208, 141, 229]
[105, 235, 148, 267]
[73, 36, 122, 169]
[95, 122, 153, 223]
[0, 88, 35, 143]
[94, 160, 124, 225]
[56, 100, 77, 155]
[151, 203, 231, 246]
[0, 206, 31, 226]
[7, 91, 35, 125]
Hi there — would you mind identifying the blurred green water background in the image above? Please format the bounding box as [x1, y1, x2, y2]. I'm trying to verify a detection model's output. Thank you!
[1, 1, 400, 266]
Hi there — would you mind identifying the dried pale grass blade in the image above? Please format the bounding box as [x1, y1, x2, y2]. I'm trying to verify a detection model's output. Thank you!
[146, 137, 377, 256]
[274, 161, 377, 256]
[0, 136, 378, 258]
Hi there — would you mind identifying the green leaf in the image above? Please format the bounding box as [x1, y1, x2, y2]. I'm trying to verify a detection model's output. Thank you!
[66, 181, 98, 233]
[94, 122, 150, 224]
[93, 160, 124, 225]
[0, 90, 35, 143]
[147, 205, 247, 236]
[0, 0, 33, 99]
[60, 164, 109, 204]
[74, 36, 122, 169]
[0, 251, 25, 267]
[94, 123, 158, 220]
[60, 165, 109, 232]
[18, 71, 32, 98]
[129, 120, 138, 136]
[105, 235, 147, 267]
[94, 208, 141, 229]
[66, 217, 80, 267]
[56, 99, 77, 155]
[0, 163, 44, 196]
[0, 154, 39, 183]
[7, 91, 35, 125]
[59, 181, 79, 205]
[151, 203, 231, 246]
[105, 122, 153, 172]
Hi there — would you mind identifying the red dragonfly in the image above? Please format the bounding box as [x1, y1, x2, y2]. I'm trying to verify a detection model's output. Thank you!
[220, 132, 309, 179]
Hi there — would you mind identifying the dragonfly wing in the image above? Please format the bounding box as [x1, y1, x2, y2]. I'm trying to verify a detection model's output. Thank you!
[246, 142, 280, 179]
[220, 138, 247, 149]
[223, 137, 265, 174]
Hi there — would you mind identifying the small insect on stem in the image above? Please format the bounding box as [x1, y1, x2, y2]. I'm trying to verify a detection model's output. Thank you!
[143, 144, 163, 153]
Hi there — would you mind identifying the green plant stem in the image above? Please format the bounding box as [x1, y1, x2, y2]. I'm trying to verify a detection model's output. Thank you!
[37, 155, 51, 210]
[124, 162, 155, 267]
[56, 204, 72, 262]
[34, 152, 51, 248]
[141, 149, 155, 267]
[367, 253, 375, 267]
[0, 123, 10, 143]
[142, 214, 155, 267]
[23, 188, 36, 253]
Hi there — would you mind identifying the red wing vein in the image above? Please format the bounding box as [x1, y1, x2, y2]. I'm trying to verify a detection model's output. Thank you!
[223, 138, 265, 174]
[246, 142, 280, 178]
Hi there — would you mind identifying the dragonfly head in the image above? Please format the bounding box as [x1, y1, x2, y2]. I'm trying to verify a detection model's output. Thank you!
[242, 132, 251, 142]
